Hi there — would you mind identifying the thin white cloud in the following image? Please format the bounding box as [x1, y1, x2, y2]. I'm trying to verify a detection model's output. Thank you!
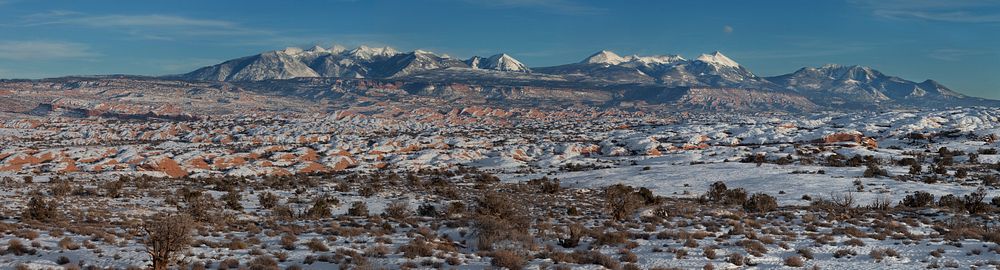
[21, 12, 273, 40]
[928, 49, 992, 61]
[0, 41, 99, 60]
[457, 0, 602, 15]
[853, 0, 1000, 23]
[723, 25, 734, 34]
[734, 39, 876, 60]
[147, 58, 224, 73]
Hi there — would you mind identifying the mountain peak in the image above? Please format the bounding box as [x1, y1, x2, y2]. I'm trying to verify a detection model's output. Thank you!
[349, 45, 399, 60]
[696, 51, 739, 68]
[467, 53, 530, 72]
[819, 64, 872, 71]
[306, 45, 328, 53]
[329, 44, 347, 54]
[413, 49, 435, 55]
[628, 54, 685, 65]
[583, 50, 626, 65]
[281, 47, 305, 55]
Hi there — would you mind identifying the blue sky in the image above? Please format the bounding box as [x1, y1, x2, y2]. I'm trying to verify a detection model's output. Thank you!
[1, 0, 998, 98]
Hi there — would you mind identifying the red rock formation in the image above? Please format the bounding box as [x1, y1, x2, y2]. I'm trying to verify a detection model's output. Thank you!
[295, 161, 329, 174]
[823, 133, 863, 144]
[144, 157, 187, 178]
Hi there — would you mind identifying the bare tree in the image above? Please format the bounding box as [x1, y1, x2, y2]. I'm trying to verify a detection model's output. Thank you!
[605, 184, 643, 221]
[143, 213, 195, 270]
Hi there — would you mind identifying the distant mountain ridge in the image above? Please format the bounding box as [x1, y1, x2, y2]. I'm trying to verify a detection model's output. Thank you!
[766, 64, 968, 108]
[177, 46, 531, 82]
[171, 45, 997, 110]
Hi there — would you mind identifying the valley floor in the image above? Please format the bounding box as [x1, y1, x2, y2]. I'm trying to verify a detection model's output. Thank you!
[1, 106, 999, 269]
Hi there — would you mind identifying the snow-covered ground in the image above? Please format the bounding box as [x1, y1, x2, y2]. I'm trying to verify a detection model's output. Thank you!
[1, 106, 1000, 269]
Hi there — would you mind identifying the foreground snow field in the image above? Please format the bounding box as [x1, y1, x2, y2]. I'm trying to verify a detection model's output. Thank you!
[1, 106, 999, 269]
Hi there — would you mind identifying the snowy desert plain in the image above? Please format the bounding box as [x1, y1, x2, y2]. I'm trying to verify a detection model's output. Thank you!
[3, 96, 1000, 269]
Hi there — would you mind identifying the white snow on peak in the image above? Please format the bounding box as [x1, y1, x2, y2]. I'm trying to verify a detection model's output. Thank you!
[628, 54, 685, 65]
[696, 51, 740, 68]
[485, 53, 529, 72]
[281, 47, 305, 55]
[413, 49, 437, 56]
[348, 45, 399, 60]
[583, 50, 626, 65]
[306, 45, 329, 53]
[466, 56, 482, 69]
[329, 44, 347, 54]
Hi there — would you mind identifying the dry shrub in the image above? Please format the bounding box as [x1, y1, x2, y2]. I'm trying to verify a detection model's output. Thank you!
[3, 239, 34, 256]
[270, 205, 295, 221]
[227, 238, 249, 250]
[868, 248, 890, 262]
[275, 251, 289, 262]
[304, 196, 334, 219]
[675, 248, 689, 259]
[218, 258, 240, 269]
[704, 247, 717, 259]
[384, 201, 409, 220]
[727, 253, 745, 266]
[704, 181, 747, 205]
[490, 250, 527, 270]
[399, 238, 434, 259]
[930, 248, 944, 257]
[901, 191, 934, 208]
[258, 192, 278, 209]
[305, 238, 328, 252]
[866, 197, 892, 211]
[797, 248, 814, 259]
[595, 230, 630, 246]
[473, 192, 531, 251]
[559, 223, 586, 248]
[833, 249, 857, 258]
[830, 192, 855, 209]
[247, 256, 279, 270]
[22, 193, 59, 222]
[348, 201, 369, 217]
[784, 256, 804, 267]
[14, 229, 38, 240]
[417, 203, 438, 217]
[280, 234, 298, 250]
[591, 251, 620, 270]
[605, 184, 645, 221]
[50, 179, 74, 197]
[143, 213, 194, 270]
[843, 238, 865, 247]
[740, 240, 768, 256]
[528, 177, 560, 194]
[222, 188, 243, 211]
[58, 237, 80, 250]
[743, 193, 778, 213]
[684, 238, 698, 248]
[620, 250, 638, 262]
[366, 244, 390, 258]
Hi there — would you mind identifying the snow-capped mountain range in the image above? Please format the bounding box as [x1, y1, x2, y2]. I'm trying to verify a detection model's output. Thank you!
[171, 45, 996, 109]
[179, 45, 529, 81]
[766, 64, 966, 108]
